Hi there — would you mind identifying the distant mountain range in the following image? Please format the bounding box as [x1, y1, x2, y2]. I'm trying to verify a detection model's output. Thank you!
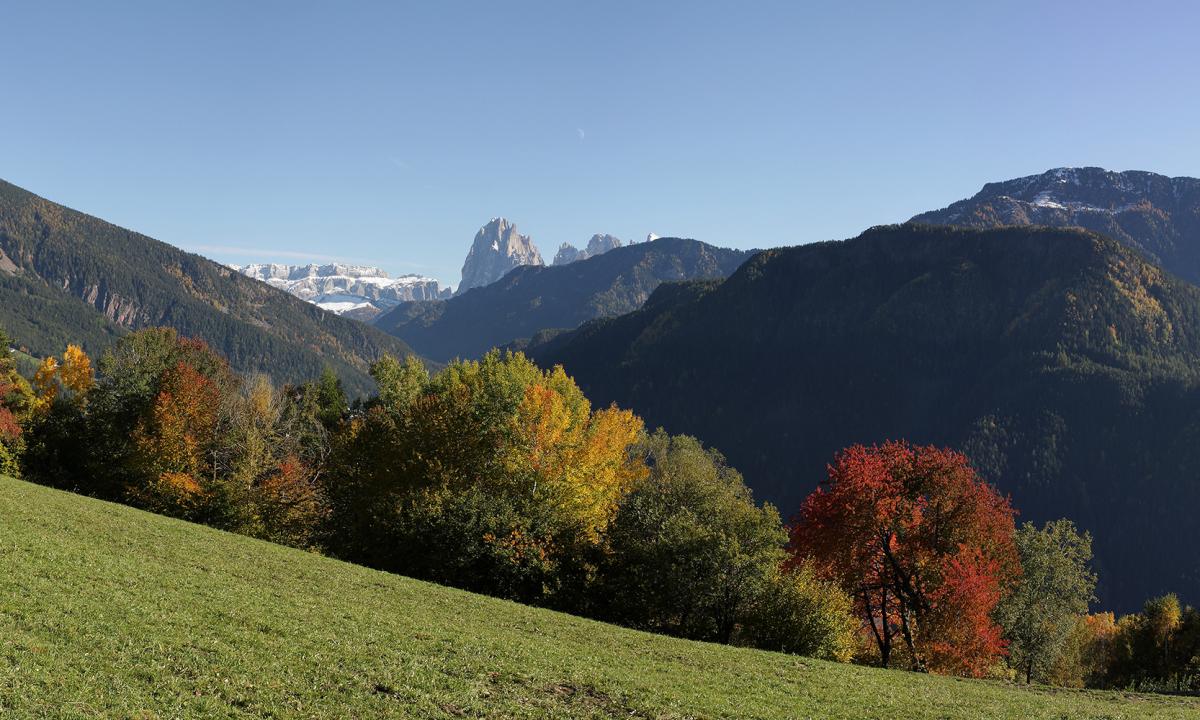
[457, 219, 636, 294]
[553, 234, 623, 265]
[914, 167, 1200, 284]
[0, 179, 414, 394]
[527, 223, 1200, 611]
[374, 237, 752, 362]
[236, 263, 450, 321]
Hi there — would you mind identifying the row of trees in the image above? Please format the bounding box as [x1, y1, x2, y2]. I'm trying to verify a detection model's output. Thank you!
[4, 328, 857, 660]
[1, 326, 1196, 689]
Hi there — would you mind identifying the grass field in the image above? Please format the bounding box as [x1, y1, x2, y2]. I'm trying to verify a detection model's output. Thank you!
[0, 475, 1197, 719]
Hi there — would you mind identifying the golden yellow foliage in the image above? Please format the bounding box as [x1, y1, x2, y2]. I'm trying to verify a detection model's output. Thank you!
[510, 374, 645, 537]
[59, 345, 94, 398]
[32, 357, 59, 410]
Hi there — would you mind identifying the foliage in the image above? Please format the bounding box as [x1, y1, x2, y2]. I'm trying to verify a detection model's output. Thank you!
[595, 431, 786, 643]
[129, 360, 223, 518]
[20, 329, 328, 548]
[0, 327, 32, 475]
[789, 441, 1018, 675]
[1046, 612, 1117, 688]
[741, 563, 859, 662]
[324, 351, 644, 606]
[1107, 595, 1200, 692]
[997, 519, 1097, 683]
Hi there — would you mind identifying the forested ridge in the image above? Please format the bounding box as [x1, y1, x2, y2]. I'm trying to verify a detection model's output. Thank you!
[0, 179, 414, 394]
[529, 223, 1200, 611]
[374, 237, 751, 361]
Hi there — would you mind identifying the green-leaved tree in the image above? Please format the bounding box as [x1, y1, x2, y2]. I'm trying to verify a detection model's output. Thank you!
[998, 519, 1097, 683]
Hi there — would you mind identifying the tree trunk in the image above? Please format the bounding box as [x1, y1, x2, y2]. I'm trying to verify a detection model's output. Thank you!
[898, 605, 926, 672]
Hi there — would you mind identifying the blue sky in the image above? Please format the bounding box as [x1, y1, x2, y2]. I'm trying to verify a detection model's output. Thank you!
[3, 1, 1197, 288]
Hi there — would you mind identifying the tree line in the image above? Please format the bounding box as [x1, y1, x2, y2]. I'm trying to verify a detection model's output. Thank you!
[0, 325, 1196, 691]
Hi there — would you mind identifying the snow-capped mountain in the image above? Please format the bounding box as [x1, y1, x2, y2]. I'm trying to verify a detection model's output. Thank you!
[457, 218, 544, 294]
[236, 263, 450, 319]
[912, 167, 1200, 285]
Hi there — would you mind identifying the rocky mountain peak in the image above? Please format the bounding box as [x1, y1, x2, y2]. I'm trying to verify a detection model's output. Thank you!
[552, 233, 624, 265]
[458, 218, 544, 294]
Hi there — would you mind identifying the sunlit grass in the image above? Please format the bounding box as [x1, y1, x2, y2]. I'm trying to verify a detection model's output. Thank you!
[0, 475, 1195, 719]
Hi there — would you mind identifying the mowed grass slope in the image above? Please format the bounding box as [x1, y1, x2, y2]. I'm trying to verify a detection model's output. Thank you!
[0, 476, 1196, 720]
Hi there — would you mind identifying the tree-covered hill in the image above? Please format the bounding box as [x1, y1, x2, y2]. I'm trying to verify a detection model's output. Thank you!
[373, 237, 751, 362]
[912, 167, 1200, 285]
[0, 179, 414, 393]
[529, 223, 1200, 611]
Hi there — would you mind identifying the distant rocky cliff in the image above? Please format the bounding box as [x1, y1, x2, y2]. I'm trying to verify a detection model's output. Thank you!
[457, 218, 544, 294]
[237, 263, 449, 319]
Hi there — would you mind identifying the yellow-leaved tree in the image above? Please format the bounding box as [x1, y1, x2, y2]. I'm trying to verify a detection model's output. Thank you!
[326, 350, 647, 604]
[31, 344, 94, 412]
[509, 365, 645, 538]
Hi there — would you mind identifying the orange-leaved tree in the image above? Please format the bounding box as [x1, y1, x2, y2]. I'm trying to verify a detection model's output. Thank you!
[788, 441, 1018, 675]
[130, 361, 222, 517]
[0, 328, 33, 475]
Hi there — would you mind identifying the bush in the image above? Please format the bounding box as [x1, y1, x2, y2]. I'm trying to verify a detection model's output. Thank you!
[741, 564, 858, 661]
[596, 431, 786, 644]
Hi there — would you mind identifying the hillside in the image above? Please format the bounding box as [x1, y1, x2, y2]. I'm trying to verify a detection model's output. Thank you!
[375, 237, 751, 362]
[2, 475, 1195, 719]
[0, 179, 414, 394]
[528, 223, 1200, 611]
[912, 167, 1200, 284]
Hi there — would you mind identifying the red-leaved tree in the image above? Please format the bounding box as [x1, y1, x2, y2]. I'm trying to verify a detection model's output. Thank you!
[788, 441, 1018, 675]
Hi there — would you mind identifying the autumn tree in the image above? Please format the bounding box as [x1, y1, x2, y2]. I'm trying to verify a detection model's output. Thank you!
[81, 329, 237, 500]
[0, 327, 33, 476]
[129, 361, 223, 518]
[1050, 612, 1117, 688]
[30, 344, 95, 413]
[996, 519, 1097, 684]
[213, 373, 329, 546]
[324, 351, 646, 605]
[789, 441, 1018, 675]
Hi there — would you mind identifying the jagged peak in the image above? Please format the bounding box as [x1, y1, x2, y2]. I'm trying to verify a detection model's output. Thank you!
[458, 217, 544, 293]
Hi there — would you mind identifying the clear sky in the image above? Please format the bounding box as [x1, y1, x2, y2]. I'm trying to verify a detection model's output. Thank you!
[3, 1, 1197, 288]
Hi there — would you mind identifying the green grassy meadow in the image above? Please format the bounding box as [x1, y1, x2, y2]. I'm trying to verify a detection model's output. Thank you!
[0, 475, 1196, 719]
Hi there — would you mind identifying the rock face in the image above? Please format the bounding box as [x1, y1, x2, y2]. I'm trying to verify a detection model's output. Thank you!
[552, 234, 624, 265]
[237, 263, 450, 319]
[912, 167, 1200, 284]
[458, 218, 544, 294]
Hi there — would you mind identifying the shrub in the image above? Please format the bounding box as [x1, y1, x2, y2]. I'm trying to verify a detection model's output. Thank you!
[741, 564, 858, 661]
[597, 431, 786, 644]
